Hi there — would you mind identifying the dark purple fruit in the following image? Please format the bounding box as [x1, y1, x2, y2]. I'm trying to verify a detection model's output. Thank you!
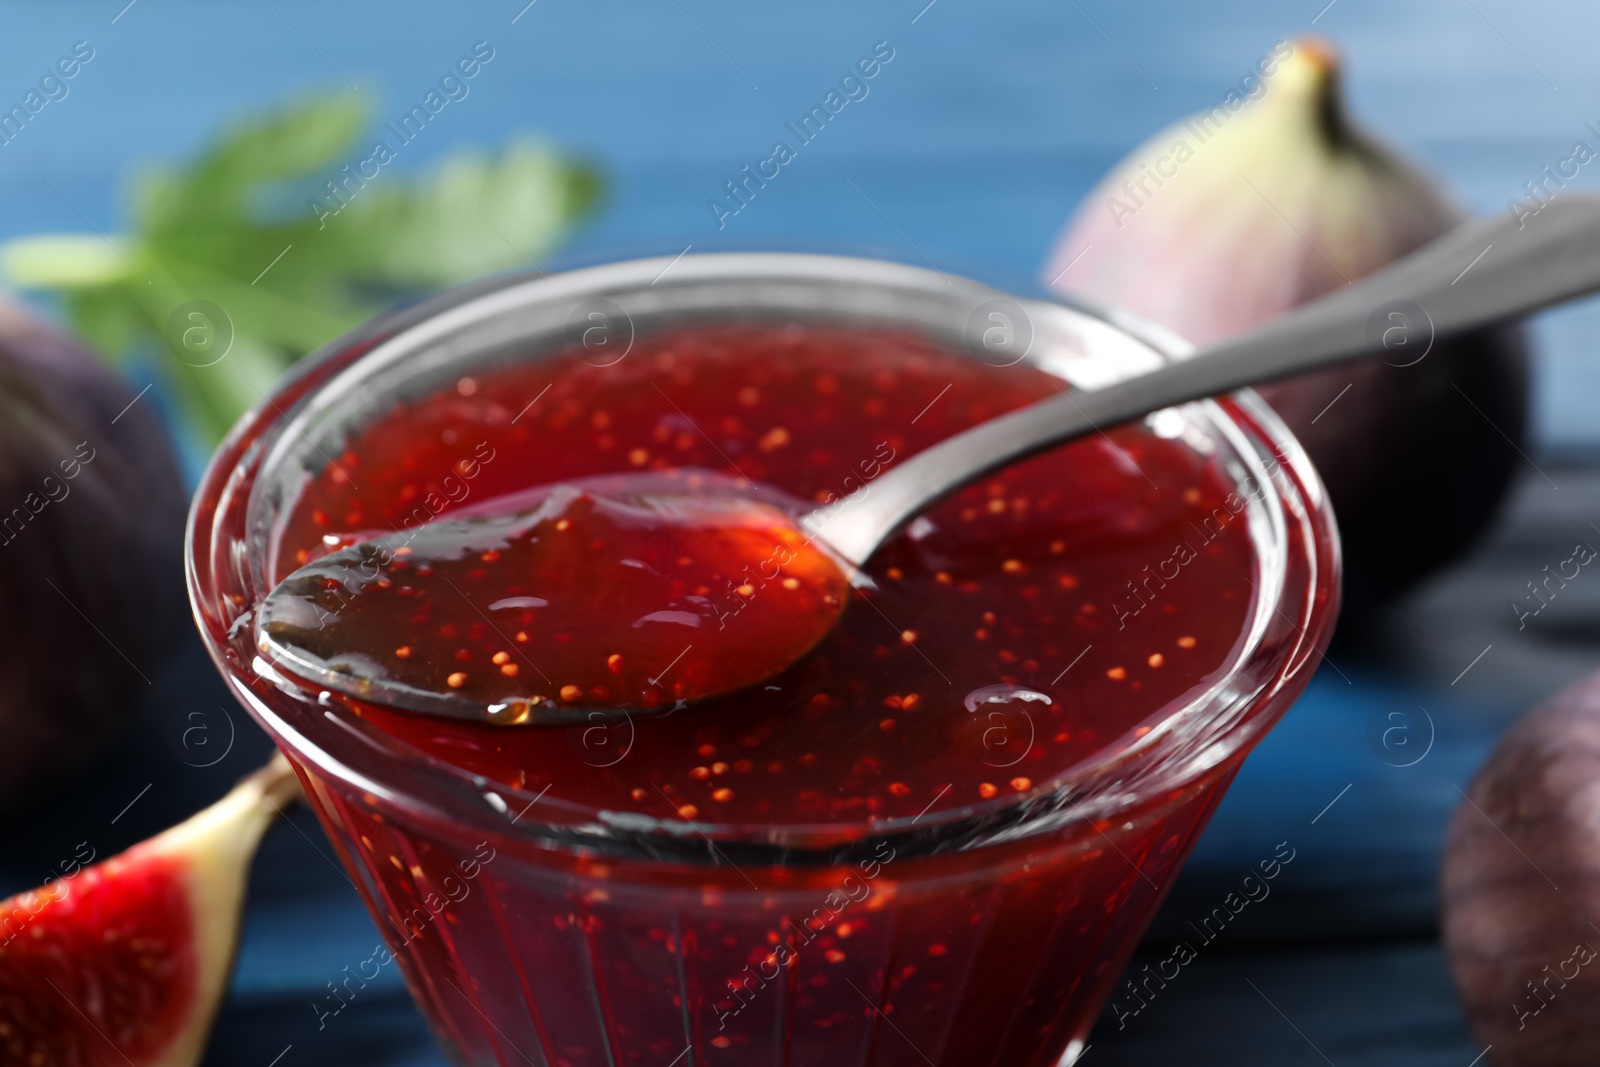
[1254, 324, 1528, 619]
[0, 298, 188, 805]
[1443, 670, 1600, 1065]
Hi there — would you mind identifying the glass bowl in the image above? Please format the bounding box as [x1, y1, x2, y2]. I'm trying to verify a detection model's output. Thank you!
[188, 253, 1339, 1067]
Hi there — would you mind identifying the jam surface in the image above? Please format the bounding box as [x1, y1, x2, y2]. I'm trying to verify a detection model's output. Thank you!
[276, 324, 1256, 828]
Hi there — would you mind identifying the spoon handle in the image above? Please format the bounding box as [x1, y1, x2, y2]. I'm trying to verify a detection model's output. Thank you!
[815, 195, 1600, 566]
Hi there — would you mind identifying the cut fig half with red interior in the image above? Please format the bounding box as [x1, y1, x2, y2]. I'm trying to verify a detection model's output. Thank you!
[0, 755, 301, 1067]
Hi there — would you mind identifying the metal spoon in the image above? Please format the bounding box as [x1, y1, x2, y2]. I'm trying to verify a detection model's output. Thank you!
[815, 194, 1600, 565]
[259, 195, 1600, 722]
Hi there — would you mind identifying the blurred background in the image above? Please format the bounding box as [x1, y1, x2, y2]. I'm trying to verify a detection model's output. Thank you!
[9, 0, 1600, 447]
[7, 0, 1599, 453]
[3, 1, 1599, 1064]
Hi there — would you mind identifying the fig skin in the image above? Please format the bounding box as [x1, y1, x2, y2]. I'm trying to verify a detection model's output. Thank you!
[1442, 671, 1600, 1065]
[1253, 326, 1528, 620]
[1043, 38, 1530, 622]
[0, 297, 188, 806]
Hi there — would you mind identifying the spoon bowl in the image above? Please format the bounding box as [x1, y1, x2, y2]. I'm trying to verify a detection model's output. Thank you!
[257, 472, 852, 722]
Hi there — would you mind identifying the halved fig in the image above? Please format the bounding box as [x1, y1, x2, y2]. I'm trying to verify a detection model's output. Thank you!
[0, 755, 300, 1067]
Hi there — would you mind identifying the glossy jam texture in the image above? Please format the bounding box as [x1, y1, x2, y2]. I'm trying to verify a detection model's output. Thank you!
[261, 472, 853, 716]
[278, 324, 1255, 827]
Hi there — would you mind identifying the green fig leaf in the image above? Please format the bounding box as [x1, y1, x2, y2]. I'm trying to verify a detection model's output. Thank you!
[139, 94, 369, 232]
[0, 235, 132, 289]
[311, 140, 603, 287]
[0, 91, 600, 447]
[62, 287, 147, 364]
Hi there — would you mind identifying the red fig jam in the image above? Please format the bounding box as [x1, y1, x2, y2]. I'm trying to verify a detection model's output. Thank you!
[213, 298, 1335, 1067]
[278, 325, 1252, 825]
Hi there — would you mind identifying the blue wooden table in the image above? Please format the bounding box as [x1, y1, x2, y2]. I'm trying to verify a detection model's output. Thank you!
[3, 1, 1599, 1062]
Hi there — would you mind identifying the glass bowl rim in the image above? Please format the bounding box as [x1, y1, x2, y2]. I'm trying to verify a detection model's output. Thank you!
[186, 251, 1341, 864]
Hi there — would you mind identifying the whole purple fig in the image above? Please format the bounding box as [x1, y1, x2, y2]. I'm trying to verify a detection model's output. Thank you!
[1443, 671, 1600, 1065]
[1043, 38, 1529, 622]
[0, 297, 188, 804]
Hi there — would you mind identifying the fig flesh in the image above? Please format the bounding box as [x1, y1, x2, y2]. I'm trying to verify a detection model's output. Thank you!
[0, 755, 300, 1067]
